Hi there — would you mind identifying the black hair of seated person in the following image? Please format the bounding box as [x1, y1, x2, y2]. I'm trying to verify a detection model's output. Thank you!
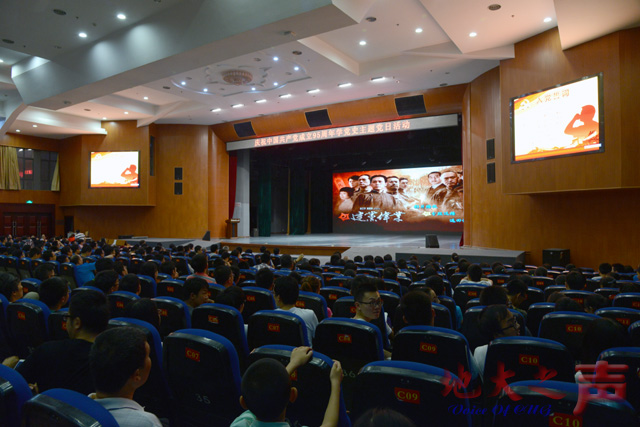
[457, 260, 470, 273]
[354, 407, 417, 427]
[353, 256, 363, 263]
[255, 268, 274, 290]
[364, 260, 376, 269]
[397, 258, 407, 269]
[477, 305, 512, 343]
[451, 252, 459, 263]
[352, 277, 378, 302]
[214, 265, 232, 285]
[554, 297, 584, 312]
[95, 257, 114, 273]
[289, 271, 302, 285]
[511, 261, 526, 270]
[139, 261, 158, 278]
[41, 250, 53, 261]
[33, 263, 55, 281]
[584, 279, 600, 293]
[301, 276, 321, 294]
[90, 327, 147, 394]
[506, 279, 527, 296]
[215, 286, 245, 311]
[278, 254, 293, 270]
[189, 253, 208, 274]
[363, 255, 374, 262]
[425, 274, 445, 296]
[241, 358, 292, 422]
[534, 266, 548, 277]
[182, 277, 209, 301]
[584, 294, 609, 314]
[309, 258, 321, 267]
[119, 274, 140, 294]
[211, 258, 225, 269]
[124, 298, 159, 330]
[382, 267, 397, 281]
[393, 290, 433, 333]
[612, 263, 625, 273]
[112, 260, 126, 277]
[374, 256, 384, 265]
[565, 270, 586, 290]
[343, 269, 356, 278]
[159, 260, 176, 276]
[260, 251, 271, 264]
[94, 270, 119, 294]
[467, 264, 483, 282]
[555, 274, 567, 286]
[274, 276, 299, 305]
[297, 262, 312, 272]
[383, 254, 393, 262]
[598, 262, 612, 275]
[579, 318, 630, 364]
[520, 274, 533, 288]
[479, 285, 509, 306]
[600, 275, 617, 288]
[620, 282, 640, 293]
[491, 262, 505, 274]
[344, 261, 357, 272]
[38, 277, 69, 309]
[68, 289, 109, 335]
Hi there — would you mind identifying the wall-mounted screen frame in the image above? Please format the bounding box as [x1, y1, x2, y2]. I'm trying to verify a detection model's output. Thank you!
[510, 73, 604, 163]
[90, 151, 140, 188]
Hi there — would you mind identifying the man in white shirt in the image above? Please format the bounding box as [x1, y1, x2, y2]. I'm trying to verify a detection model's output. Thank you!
[273, 276, 318, 345]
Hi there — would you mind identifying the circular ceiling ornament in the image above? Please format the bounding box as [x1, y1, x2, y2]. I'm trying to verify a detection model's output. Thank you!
[222, 69, 253, 85]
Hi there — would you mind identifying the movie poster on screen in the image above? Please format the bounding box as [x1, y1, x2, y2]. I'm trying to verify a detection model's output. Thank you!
[90, 151, 140, 188]
[332, 166, 463, 233]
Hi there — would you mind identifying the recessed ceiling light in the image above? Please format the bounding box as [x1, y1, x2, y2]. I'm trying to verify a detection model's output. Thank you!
[371, 76, 385, 82]
[359, 40, 367, 46]
[307, 89, 319, 94]
[16, 129, 20, 132]
[0, 59, 4, 63]
[232, 104, 244, 108]
[294, 66, 299, 71]
[181, 81, 186, 85]
[124, 111, 129, 115]
[338, 82, 352, 88]
[255, 99, 267, 103]
[211, 108, 221, 112]
[469, 32, 477, 38]
[251, 87, 256, 91]
[203, 88, 208, 92]
[415, 28, 423, 33]
[279, 94, 291, 98]
[143, 96, 148, 100]
[32, 125, 38, 128]
[544, 17, 552, 23]
[117, 13, 126, 20]
[78, 32, 88, 38]
[102, 117, 107, 120]
[273, 56, 279, 61]
[273, 82, 278, 86]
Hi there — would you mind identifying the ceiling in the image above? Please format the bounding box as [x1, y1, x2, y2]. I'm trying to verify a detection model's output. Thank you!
[0, 0, 638, 140]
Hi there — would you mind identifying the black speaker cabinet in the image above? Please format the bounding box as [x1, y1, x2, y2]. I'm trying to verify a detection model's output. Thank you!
[425, 234, 439, 248]
[542, 249, 570, 267]
[233, 121, 256, 138]
[395, 95, 427, 116]
[305, 109, 332, 128]
[487, 163, 495, 184]
[202, 231, 211, 241]
[486, 138, 495, 160]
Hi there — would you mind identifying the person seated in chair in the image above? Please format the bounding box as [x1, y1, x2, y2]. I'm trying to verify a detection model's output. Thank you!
[38, 276, 70, 311]
[274, 276, 318, 344]
[139, 261, 159, 283]
[119, 274, 141, 295]
[392, 290, 434, 334]
[89, 327, 162, 427]
[182, 277, 213, 315]
[459, 264, 492, 285]
[94, 270, 120, 295]
[214, 265, 234, 288]
[186, 253, 216, 283]
[473, 305, 520, 376]
[255, 268, 275, 292]
[0, 272, 23, 302]
[231, 346, 343, 427]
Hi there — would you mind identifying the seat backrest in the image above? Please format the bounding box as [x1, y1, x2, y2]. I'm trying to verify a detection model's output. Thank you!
[599, 346, 640, 412]
[382, 279, 402, 295]
[22, 388, 118, 427]
[327, 275, 351, 289]
[128, 258, 145, 274]
[613, 292, 640, 309]
[107, 291, 139, 319]
[559, 289, 595, 307]
[153, 296, 192, 338]
[47, 308, 70, 341]
[247, 310, 309, 350]
[378, 290, 400, 319]
[5, 256, 20, 277]
[237, 269, 256, 285]
[520, 286, 545, 311]
[163, 329, 243, 426]
[17, 258, 32, 279]
[319, 286, 351, 311]
[352, 360, 472, 427]
[7, 299, 51, 358]
[171, 256, 190, 276]
[60, 263, 77, 288]
[242, 286, 276, 322]
[449, 272, 467, 288]
[296, 291, 328, 321]
[526, 302, 555, 337]
[538, 311, 600, 360]
[465, 297, 481, 312]
[0, 364, 33, 427]
[191, 303, 249, 367]
[246, 345, 351, 427]
[432, 302, 453, 329]
[313, 318, 384, 410]
[20, 278, 41, 294]
[453, 284, 487, 308]
[491, 380, 638, 427]
[137, 274, 157, 298]
[530, 275, 555, 289]
[156, 278, 185, 299]
[487, 274, 510, 286]
[543, 285, 566, 301]
[594, 287, 619, 302]
[357, 268, 380, 277]
[392, 325, 475, 379]
[108, 317, 171, 419]
[332, 296, 357, 318]
[207, 283, 225, 301]
[483, 336, 575, 391]
[595, 307, 640, 328]
[630, 320, 640, 346]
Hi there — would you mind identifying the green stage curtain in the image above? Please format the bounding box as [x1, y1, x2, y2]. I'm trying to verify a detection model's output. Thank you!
[289, 166, 306, 235]
[257, 162, 272, 236]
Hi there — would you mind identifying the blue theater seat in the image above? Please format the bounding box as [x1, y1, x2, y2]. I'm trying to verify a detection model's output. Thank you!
[107, 290, 139, 319]
[156, 278, 185, 299]
[247, 345, 351, 427]
[0, 364, 33, 427]
[247, 310, 309, 350]
[432, 302, 453, 329]
[351, 360, 472, 427]
[332, 296, 357, 318]
[382, 279, 402, 295]
[191, 303, 249, 368]
[530, 275, 555, 289]
[22, 388, 118, 427]
[60, 263, 77, 289]
[520, 286, 545, 311]
[538, 311, 600, 361]
[241, 286, 276, 322]
[487, 274, 510, 286]
[595, 287, 619, 301]
[630, 321, 640, 346]
[453, 283, 487, 309]
[378, 290, 400, 319]
[449, 272, 467, 288]
[48, 308, 69, 341]
[327, 275, 351, 288]
[296, 290, 328, 321]
[319, 286, 350, 311]
[595, 307, 640, 328]
[613, 292, 640, 309]
[543, 285, 567, 300]
[560, 289, 595, 308]
[237, 269, 256, 285]
[526, 302, 555, 337]
[20, 278, 41, 294]
[7, 299, 51, 358]
[465, 297, 482, 312]
[490, 380, 638, 427]
[137, 274, 157, 298]
[599, 347, 640, 412]
[163, 329, 243, 426]
[153, 296, 191, 338]
[17, 257, 32, 280]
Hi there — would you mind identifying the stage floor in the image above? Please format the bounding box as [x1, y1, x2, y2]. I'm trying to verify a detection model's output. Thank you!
[127, 233, 525, 265]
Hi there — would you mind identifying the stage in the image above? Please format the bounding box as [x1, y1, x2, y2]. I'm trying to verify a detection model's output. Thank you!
[122, 233, 526, 265]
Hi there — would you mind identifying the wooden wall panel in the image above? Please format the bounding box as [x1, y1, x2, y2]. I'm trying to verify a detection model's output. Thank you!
[208, 129, 230, 238]
[620, 28, 640, 186]
[500, 28, 632, 194]
[465, 29, 640, 268]
[211, 85, 467, 142]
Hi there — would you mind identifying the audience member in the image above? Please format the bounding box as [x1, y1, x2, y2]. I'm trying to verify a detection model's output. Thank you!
[187, 253, 216, 283]
[392, 290, 434, 334]
[255, 268, 275, 291]
[459, 264, 492, 285]
[38, 276, 70, 310]
[0, 272, 23, 302]
[119, 274, 141, 295]
[33, 263, 56, 282]
[473, 305, 520, 375]
[124, 298, 161, 331]
[214, 265, 234, 288]
[94, 270, 120, 294]
[182, 277, 212, 314]
[554, 297, 584, 312]
[274, 276, 318, 344]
